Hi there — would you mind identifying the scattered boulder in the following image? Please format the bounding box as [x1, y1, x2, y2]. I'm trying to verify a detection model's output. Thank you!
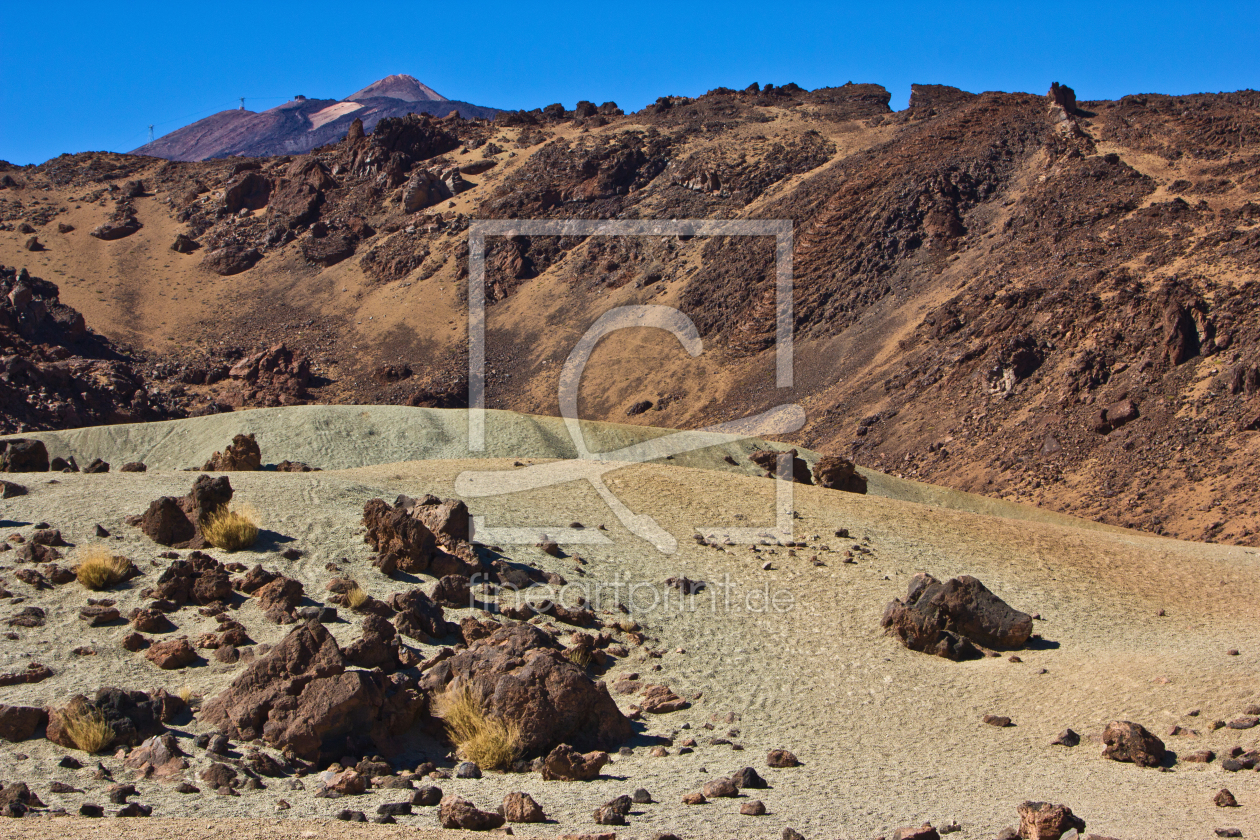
[203, 433, 262, 471]
[90, 217, 141, 241]
[500, 791, 545, 823]
[439, 795, 505, 830]
[420, 623, 633, 758]
[767, 749, 801, 768]
[811, 454, 867, 493]
[1101, 720, 1166, 767]
[881, 573, 1033, 660]
[1216, 789, 1239, 807]
[145, 637, 197, 669]
[390, 588, 454, 641]
[0, 705, 48, 741]
[1016, 801, 1086, 839]
[137, 474, 233, 549]
[171, 234, 200, 253]
[539, 743, 610, 781]
[0, 439, 49, 472]
[731, 766, 768, 788]
[749, 448, 812, 483]
[741, 800, 767, 816]
[1051, 728, 1080, 747]
[702, 777, 738, 798]
[200, 620, 425, 761]
[201, 245, 262, 276]
[640, 684, 689, 713]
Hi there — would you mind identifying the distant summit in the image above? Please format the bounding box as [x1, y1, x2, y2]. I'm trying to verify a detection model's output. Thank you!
[345, 74, 447, 103]
[132, 74, 494, 161]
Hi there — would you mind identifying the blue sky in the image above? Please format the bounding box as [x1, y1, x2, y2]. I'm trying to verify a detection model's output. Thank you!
[2, 1, 1257, 165]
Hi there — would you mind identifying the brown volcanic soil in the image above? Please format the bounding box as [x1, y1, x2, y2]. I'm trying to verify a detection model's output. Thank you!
[4, 84, 1260, 544]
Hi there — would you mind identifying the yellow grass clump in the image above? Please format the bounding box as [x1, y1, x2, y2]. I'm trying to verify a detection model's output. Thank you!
[61, 705, 115, 754]
[201, 505, 260, 552]
[74, 547, 133, 590]
[434, 685, 521, 771]
[345, 584, 369, 610]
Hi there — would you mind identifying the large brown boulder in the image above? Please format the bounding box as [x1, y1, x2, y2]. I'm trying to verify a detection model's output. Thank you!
[138, 475, 233, 549]
[201, 245, 262, 276]
[200, 620, 424, 761]
[1017, 801, 1086, 839]
[0, 705, 47, 741]
[345, 614, 400, 671]
[0, 439, 49, 472]
[220, 171, 271, 214]
[150, 553, 231, 606]
[389, 588, 454, 641]
[540, 743, 610, 781]
[46, 688, 179, 750]
[439, 795, 504, 830]
[749, 448, 813, 483]
[364, 497, 439, 574]
[810, 454, 867, 493]
[1102, 720, 1166, 767]
[420, 622, 633, 758]
[90, 216, 141, 240]
[203, 433, 262, 471]
[881, 573, 1032, 660]
[398, 494, 471, 546]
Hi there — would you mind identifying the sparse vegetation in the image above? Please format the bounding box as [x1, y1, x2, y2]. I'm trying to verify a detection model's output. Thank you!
[566, 646, 593, 668]
[435, 685, 521, 771]
[177, 685, 195, 705]
[74, 546, 133, 590]
[346, 584, 369, 610]
[201, 505, 259, 552]
[60, 705, 115, 754]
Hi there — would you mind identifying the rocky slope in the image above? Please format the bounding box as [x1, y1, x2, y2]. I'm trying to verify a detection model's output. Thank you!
[4, 81, 1260, 543]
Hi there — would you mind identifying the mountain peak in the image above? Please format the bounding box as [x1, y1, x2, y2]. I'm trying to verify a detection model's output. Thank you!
[345, 74, 447, 103]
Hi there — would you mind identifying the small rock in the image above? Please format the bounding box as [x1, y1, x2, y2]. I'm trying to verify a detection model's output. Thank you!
[1051, 728, 1080, 747]
[983, 714, 1013, 727]
[740, 800, 767, 815]
[766, 749, 800, 767]
[1216, 789, 1239, 807]
[681, 791, 706, 805]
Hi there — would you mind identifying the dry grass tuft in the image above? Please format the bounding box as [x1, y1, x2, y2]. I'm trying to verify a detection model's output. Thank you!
[346, 585, 369, 610]
[177, 685, 195, 705]
[75, 547, 133, 590]
[201, 505, 260, 552]
[434, 685, 521, 770]
[566, 646, 594, 668]
[61, 705, 115, 754]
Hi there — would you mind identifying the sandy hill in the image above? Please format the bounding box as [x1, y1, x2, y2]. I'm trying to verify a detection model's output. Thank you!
[0, 407, 1255, 838]
[3, 81, 1260, 547]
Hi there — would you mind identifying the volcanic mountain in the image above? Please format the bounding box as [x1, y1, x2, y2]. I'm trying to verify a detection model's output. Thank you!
[130, 74, 498, 161]
[6, 80, 1260, 546]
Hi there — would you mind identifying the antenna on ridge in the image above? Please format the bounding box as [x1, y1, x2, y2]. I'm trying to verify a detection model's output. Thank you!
[239, 97, 245, 111]
[148, 125, 154, 143]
